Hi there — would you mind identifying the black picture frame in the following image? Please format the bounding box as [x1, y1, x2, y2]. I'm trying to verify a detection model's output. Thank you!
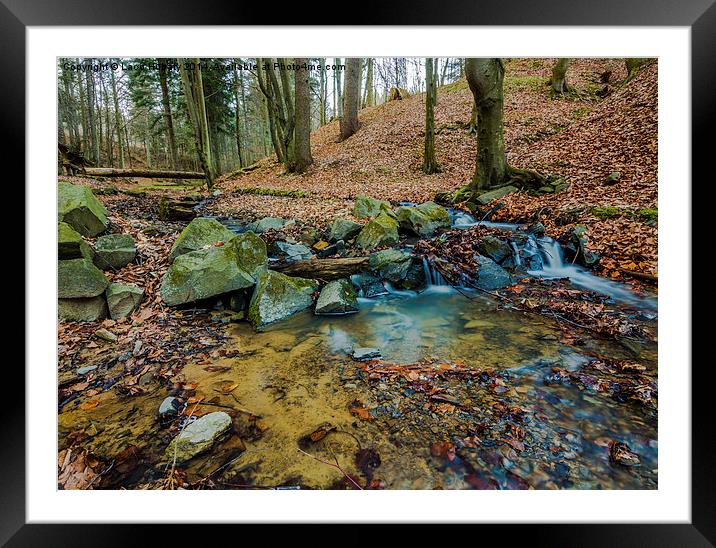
[5, 1, 708, 545]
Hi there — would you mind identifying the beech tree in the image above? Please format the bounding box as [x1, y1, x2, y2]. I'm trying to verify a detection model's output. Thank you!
[422, 58, 439, 174]
[292, 58, 313, 173]
[340, 58, 361, 141]
[460, 58, 548, 197]
[550, 58, 571, 94]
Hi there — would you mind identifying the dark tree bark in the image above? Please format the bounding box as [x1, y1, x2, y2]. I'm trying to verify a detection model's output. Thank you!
[422, 58, 440, 174]
[339, 58, 361, 141]
[551, 58, 571, 94]
[292, 58, 313, 173]
[363, 58, 374, 108]
[232, 66, 245, 168]
[179, 58, 214, 189]
[461, 58, 549, 198]
[159, 60, 179, 169]
[109, 67, 125, 168]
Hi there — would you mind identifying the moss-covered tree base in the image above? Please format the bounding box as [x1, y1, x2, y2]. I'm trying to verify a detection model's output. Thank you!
[437, 166, 566, 205]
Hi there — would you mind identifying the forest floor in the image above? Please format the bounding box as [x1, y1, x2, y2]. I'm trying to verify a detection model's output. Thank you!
[57, 58, 659, 490]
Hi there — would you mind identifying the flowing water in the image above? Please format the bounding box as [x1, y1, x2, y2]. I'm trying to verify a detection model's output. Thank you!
[59, 210, 658, 490]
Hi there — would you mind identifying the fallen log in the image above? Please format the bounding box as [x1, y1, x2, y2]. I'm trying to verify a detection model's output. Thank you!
[620, 269, 658, 283]
[273, 257, 369, 280]
[85, 167, 206, 179]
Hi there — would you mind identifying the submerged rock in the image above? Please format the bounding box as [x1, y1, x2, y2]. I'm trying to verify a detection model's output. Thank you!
[105, 282, 144, 319]
[58, 258, 109, 298]
[355, 212, 399, 250]
[246, 217, 296, 233]
[352, 195, 390, 219]
[473, 255, 514, 290]
[475, 185, 518, 206]
[94, 233, 137, 269]
[161, 233, 267, 306]
[315, 279, 359, 315]
[368, 248, 412, 282]
[169, 217, 237, 261]
[248, 270, 318, 328]
[58, 181, 109, 237]
[351, 274, 388, 298]
[329, 218, 363, 242]
[394, 201, 450, 237]
[158, 396, 181, 418]
[165, 411, 232, 464]
[58, 296, 107, 322]
[58, 222, 94, 260]
[352, 347, 381, 360]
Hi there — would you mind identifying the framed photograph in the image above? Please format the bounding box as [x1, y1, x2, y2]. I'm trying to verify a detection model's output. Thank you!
[8, 0, 709, 544]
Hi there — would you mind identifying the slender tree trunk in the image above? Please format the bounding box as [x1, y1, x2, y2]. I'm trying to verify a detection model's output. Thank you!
[159, 61, 179, 169]
[179, 59, 214, 189]
[550, 58, 571, 94]
[292, 58, 313, 173]
[363, 58, 374, 107]
[233, 66, 244, 168]
[339, 58, 361, 141]
[110, 67, 125, 168]
[335, 58, 342, 118]
[101, 74, 113, 166]
[422, 58, 440, 174]
[85, 64, 100, 164]
[319, 58, 327, 125]
[77, 60, 89, 154]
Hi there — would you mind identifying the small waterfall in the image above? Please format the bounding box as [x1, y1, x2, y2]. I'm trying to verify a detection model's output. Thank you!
[383, 281, 418, 298]
[421, 257, 446, 287]
[510, 241, 522, 267]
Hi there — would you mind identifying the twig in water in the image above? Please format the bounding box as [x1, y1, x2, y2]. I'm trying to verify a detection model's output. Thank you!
[297, 448, 363, 490]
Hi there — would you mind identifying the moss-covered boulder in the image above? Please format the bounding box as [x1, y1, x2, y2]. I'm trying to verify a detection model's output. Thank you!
[368, 248, 413, 282]
[394, 201, 450, 237]
[58, 296, 108, 322]
[169, 218, 237, 261]
[106, 282, 144, 319]
[58, 181, 108, 237]
[160, 234, 267, 307]
[562, 225, 600, 267]
[248, 270, 318, 328]
[58, 258, 109, 298]
[329, 218, 363, 242]
[475, 185, 518, 206]
[94, 233, 136, 270]
[397, 259, 428, 291]
[315, 279, 359, 315]
[355, 213, 399, 250]
[246, 217, 296, 233]
[165, 411, 232, 464]
[269, 241, 314, 262]
[352, 195, 391, 219]
[58, 222, 94, 260]
[477, 235, 512, 264]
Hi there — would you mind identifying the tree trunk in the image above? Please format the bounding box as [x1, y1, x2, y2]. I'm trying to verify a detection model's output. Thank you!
[159, 61, 179, 169]
[292, 58, 313, 173]
[110, 66, 125, 168]
[319, 57, 327, 125]
[422, 58, 440, 174]
[273, 257, 369, 280]
[233, 66, 245, 168]
[179, 59, 214, 189]
[550, 58, 571, 94]
[339, 58, 361, 141]
[363, 58, 374, 107]
[335, 58, 342, 118]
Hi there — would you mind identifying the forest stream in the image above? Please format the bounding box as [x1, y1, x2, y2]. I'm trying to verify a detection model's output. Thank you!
[58, 211, 657, 490]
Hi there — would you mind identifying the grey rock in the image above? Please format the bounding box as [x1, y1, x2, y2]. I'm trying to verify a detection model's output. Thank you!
[473, 255, 514, 290]
[165, 411, 232, 463]
[58, 258, 109, 298]
[352, 347, 381, 360]
[369, 248, 413, 282]
[329, 218, 363, 242]
[158, 396, 181, 418]
[94, 233, 136, 270]
[475, 185, 518, 205]
[315, 279, 359, 315]
[58, 296, 107, 322]
[105, 282, 144, 319]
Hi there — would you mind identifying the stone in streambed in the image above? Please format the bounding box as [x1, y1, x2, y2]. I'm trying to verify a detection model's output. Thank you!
[246, 217, 296, 233]
[473, 255, 514, 290]
[315, 279, 359, 315]
[355, 213, 399, 250]
[329, 218, 363, 242]
[248, 270, 318, 328]
[269, 241, 314, 262]
[161, 232, 267, 306]
[58, 222, 94, 260]
[475, 185, 518, 206]
[169, 217, 237, 261]
[394, 201, 450, 237]
[58, 181, 109, 237]
[105, 282, 144, 319]
[352, 195, 390, 219]
[352, 347, 381, 360]
[58, 258, 109, 298]
[369, 248, 412, 282]
[165, 411, 232, 463]
[158, 396, 181, 418]
[94, 233, 137, 269]
[58, 296, 107, 322]
[477, 235, 512, 264]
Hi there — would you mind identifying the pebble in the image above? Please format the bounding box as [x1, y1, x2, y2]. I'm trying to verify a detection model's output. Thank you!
[95, 328, 117, 342]
[76, 365, 98, 375]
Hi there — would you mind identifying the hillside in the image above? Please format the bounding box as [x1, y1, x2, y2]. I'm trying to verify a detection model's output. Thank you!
[208, 58, 657, 277]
